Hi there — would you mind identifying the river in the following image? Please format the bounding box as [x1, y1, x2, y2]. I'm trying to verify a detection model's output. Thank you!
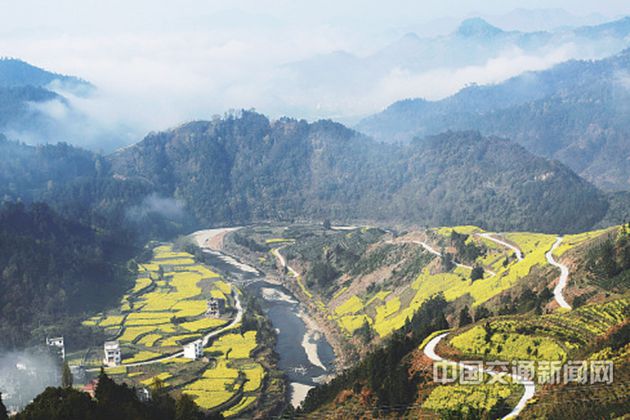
[199, 247, 335, 408]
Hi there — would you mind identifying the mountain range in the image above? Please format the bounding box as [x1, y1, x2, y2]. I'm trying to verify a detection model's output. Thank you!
[105, 112, 610, 233]
[0, 58, 134, 151]
[357, 48, 630, 191]
[283, 16, 630, 120]
[2, 17, 630, 235]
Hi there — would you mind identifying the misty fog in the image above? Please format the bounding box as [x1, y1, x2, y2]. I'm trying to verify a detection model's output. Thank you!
[1, 2, 630, 151]
[0, 350, 60, 413]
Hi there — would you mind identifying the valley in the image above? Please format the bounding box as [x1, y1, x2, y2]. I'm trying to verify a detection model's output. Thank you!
[284, 226, 630, 418]
[220, 222, 628, 418]
[1, 6, 629, 419]
[1, 214, 628, 418]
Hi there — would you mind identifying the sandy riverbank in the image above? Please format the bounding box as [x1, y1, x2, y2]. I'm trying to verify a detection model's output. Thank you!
[296, 310, 328, 372]
[290, 382, 314, 408]
[190, 227, 240, 250]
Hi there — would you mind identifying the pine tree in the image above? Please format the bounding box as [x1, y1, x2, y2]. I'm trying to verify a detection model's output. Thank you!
[62, 361, 73, 388]
[175, 394, 203, 420]
[459, 307, 472, 327]
[470, 265, 484, 281]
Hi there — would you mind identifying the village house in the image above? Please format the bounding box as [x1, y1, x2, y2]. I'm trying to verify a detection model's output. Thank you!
[206, 297, 226, 317]
[46, 336, 65, 361]
[103, 341, 122, 366]
[183, 339, 203, 360]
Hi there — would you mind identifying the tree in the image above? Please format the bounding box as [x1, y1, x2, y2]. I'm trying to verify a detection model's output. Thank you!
[0, 392, 8, 420]
[175, 394, 203, 420]
[587, 238, 622, 279]
[14, 387, 96, 420]
[323, 219, 331, 230]
[459, 307, 472, 327]
[94, 370, 146, 419]
[151, 376, 166, 396]
[441, 252, 454, 271]
[356, 319, 373, 344]
[470, 265, 484, 281]
[62, 361, 73, 388]
[483, 322, 494, 343]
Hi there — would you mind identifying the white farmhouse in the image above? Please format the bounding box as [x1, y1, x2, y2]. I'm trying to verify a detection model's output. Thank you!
[46, 336, 65, 361]
[183, 339, 203, 360]
[103, 341, 122, 366]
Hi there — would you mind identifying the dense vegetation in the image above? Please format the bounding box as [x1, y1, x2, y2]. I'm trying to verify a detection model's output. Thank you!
[300, 295, 449, 415]
[9, 371, 222, 420]
[0, 130, 193, 350]
[585, 224, 630, 291]
[357, 48, 630, 191]
[0, 202, 133, 349]
[0, 136, 194, 243]
[448, 230, 485, 264]
[109, 111, 608, 233]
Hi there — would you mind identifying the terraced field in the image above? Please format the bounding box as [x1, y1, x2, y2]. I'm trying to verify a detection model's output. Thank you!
[449, 297, 630, 362]
[422, 382, 519, 418]
[82, 245, 233, 355]
[183, 331, 263, 410]
[331, 227, 560, 337]
[78, 244, 265, 417]
[553, 227, 617, 257]
[419, 296, 630, 418]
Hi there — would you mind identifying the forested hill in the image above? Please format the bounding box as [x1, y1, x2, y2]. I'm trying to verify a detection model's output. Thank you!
[0, 202, 133, 349]
[109, 111, 608, 233]
[356, 49, 630, 191]
[0, 135, 194, 243]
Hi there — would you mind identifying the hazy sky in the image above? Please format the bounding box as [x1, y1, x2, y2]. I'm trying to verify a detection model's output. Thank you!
[1, 1, 629, 145]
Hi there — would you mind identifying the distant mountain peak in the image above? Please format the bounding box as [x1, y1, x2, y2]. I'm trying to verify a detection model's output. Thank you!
[456, 17, 504, 38]
[0, 57, 92, 94]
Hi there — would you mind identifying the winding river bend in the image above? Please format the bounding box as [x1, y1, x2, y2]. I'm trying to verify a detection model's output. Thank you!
[198, 242, 335, 408]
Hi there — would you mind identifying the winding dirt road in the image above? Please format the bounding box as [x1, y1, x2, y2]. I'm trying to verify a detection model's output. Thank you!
[424, 333, 535, 419]
[476, 233, 524, 261]
[546, 237, 571, 310]
[386, 239, 497, 276]
[272, 246, 299, 277]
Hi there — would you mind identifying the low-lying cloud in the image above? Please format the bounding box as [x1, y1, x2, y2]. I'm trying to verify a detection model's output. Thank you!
[1, 4, 629, 149]
[126, 194, 186, 223]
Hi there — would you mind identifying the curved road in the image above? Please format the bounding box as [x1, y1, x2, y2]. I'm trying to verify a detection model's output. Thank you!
[424, 333, 535, 419]
[417, 240, 477, 271]
[84, 292, 243, 371]
[84, 230, 245, 372]
[386, 239, 497, 277]
[272, 247, 299, 277]
[476, 233, 524, 261]
[545, 237, 571, 310]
